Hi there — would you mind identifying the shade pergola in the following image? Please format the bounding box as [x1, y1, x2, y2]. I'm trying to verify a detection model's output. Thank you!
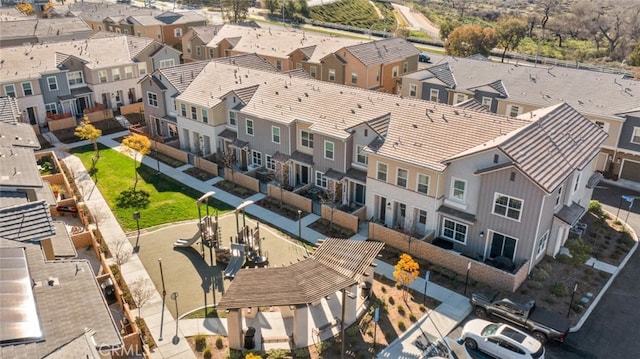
[218, 239, 384, 310]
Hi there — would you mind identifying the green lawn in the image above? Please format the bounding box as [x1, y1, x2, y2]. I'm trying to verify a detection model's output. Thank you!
[71, 145, 232, 232]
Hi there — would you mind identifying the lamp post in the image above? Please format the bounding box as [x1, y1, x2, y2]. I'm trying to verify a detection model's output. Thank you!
[171, 292, 179, 340]
[158, 258, 166, 341]
[298, 209, 302, 241]
[133, 211, 140, 239]
[464, 262, 471, 296]
[623, 196, 635, 225]
[567, 283, 578, 317]
[422, 271, 430, 306]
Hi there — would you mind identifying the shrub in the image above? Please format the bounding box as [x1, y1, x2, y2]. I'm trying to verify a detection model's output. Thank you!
[527, 281, 544, 290]
[194, 334, 206, 351]
[245, 353, 261, 359]
[216, 336, 224, 349]
[543, 295, 559, 304]
[346, 325, 360, 337]
[203, 348, 212, 359]
[388, 296, 395, 305]
[589, 200, 603, 216]
[266, 349, 289, 359]
[398, 320, 406, 332]
[530, 267, 550, 282]
[381, 286, 387, 293]
[293, 348, 310, 358]
[317, 341, 331, 353]
[419, 304, 427, 313]
[397, 304, 405, 316]
[538, 262, 553, 273]
[409, 313, 417, 323]
[550, 283, 569, 297]
[571, 303, 585, 314]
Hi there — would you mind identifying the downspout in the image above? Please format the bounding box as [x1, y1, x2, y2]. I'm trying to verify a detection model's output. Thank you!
[529, 192, 549, 274]
[434, 171, 441, 236]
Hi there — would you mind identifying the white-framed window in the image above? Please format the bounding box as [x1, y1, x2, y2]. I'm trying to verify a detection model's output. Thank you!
[186, 44, 191, 54]
[451, 178, 466, 202]
[190, 106, 197, 120]
[324, 140, 334, 160]
[272, 126, 281, 144]
[490, 231, 517, 260]
[536, 231, 549, 258]
[417, 173, 429, 194]
[252, 150, 262, 166]
[125, 66, 134, 79]
[201, 109, 208, 123]
[377, 162, 387, 182]
[482, 97, 492, 108]
[392, 66, 399, 78]
[402, 62, 408, 74]
[296, 63, 303, 69]
[455, 93, 467, 104]
[228, 111, 237, 127]
[508, 104, 521, 117]
[418, 209, 427, 225]
[246, 119, 254, 136]
[493, 193, 524, 221]
[442, 218, 467, 244]
[138, 62, 147, 76]
[159, 59, 175, 68]
[266, 155, 275, 170]
[409, 84, 417, 97]
[67, 71, 84, 87]
[555, 185, 563, 207]
[351, 72, 358, 84]
[429, 89, 439, 102]
[98, 70, 108, 83]
[396, 168, 408, 188]
[329, 69, 336, 82]
[45, 103, 58, 115]
[632, 127, 640, 144]
[4, 84, 16, 97]
[47, 76, 58, 91]
[275, 60, 282, 71]
[310, 66, 317, 78]
[301, 131, 314, 148]
[21, 82, 33, 96]
[174, 28, 182, 37]
[573, 173, 581, 193]
[147, 91, 158, 107]
[112, 68, 121, 81]
[356, 145, 367, 165]
[316, 171, 327, 188]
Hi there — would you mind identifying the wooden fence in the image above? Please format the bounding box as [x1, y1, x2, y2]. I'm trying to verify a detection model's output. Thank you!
[194, 157, 219, 177]
[119, 102, 144, 115]
[267, 184, 312, 213]
[225, 170, 260, 193]
[47, 116, 76, 131]
[321, 205, 359, 233]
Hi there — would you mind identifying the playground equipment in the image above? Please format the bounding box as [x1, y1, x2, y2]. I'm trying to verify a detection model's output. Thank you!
[173, 215, 218, 248]
[224, 243, 245, 279]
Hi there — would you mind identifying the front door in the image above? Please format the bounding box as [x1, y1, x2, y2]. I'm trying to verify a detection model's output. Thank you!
[77, 96, 88, 114]
[379, 196, 387, 222]
[490, 232, 516, 261]
[354, 183, 365, 205]
[25, 107, 37, 125]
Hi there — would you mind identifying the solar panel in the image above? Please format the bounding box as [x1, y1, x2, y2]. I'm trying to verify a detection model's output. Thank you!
[0, 247, 43, 346]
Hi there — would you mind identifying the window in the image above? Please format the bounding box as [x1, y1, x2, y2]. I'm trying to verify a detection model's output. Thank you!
[159, 59, 175, 68]
[196, 46, 201, 56]
[555, 185, 563, 207]
[402, 62, 408, 74]
[316, 171, 327, 188]
[508, 105, 521, 117]
[409, 84, 417, 97]
[180, 103, 187, 117]
[392, 66, 399, 78]
[272, 126, 281, 144]
[272, 60, 281, 71]
[536, 231, 549, 257]
[47, 77, 58, 91]
[246, 119, 254, 136]
[632, 127, 640, 144]
[4, 84, 16, 97]
[310, 66, 317, 78]
[442, 218, 467, 244]
[490, 232, 517, 260]
[21, 82, 33, 96]
[451, 178, 466, 201]
[98, 70, 108, 83]
[112, 68, 121, 81]
[228, 111, 237, 127]
[418, 209, 427, 225]
[252, 150, 262, 166]
[377, 162, 387, 182]
[356, 145, 367, 165]
[266, 155, 275, 170]
[329, 69, 336, 82]
[455, 93, 467, 104]
[201, 109, 208, 123]
[45, 103, 58, 115]
[301, 131, 314, 148]
[396, 168, 408, 188]
[429, 89, 439, 102]
[324, 141, 334, 160]
[296, 63, 302, 69]
[137, 31, 141, 37]
[125, 66, 133, 79]
[574, 173, 581, 192]
[493, 193, 523, 221]
[138, 62, 147, 76]
[482, 97, 492, 108]
[67, 71, 84, 86]
[147, 91, 158, 107]
[417, 174, 429, 194]
[191, 106, 197, 120]
[351, 72, 358, 84]
[174, 28, 182, 37]
[376, 70, 380, 82]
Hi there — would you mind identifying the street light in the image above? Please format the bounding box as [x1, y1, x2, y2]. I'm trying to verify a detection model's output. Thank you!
[133, 211, 140, 240]
[158, 258, 167, 341]
[171, 292, 180, 341]
[298, 209, 302, 241]
[422, 270, 430, 306]
[464, 262, 471, 296]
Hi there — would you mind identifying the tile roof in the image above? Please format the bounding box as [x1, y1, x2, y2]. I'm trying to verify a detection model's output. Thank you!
[155, 61, 209, 93]
[0, 200, 54, 242]
[454, 98, 491, 113]
[0, 97, 22, 124]
[190, 25, 224, 44]
[344, 37, 420, 67]
[90, 31, 156, 59]
[71, 2, 162, 22]
[0, 17, 91, 42]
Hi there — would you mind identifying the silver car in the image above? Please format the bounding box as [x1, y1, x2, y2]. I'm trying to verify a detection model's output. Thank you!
[460, 319, 545, 359]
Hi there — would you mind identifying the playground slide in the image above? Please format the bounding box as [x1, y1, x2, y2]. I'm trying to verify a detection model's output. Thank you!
[224, 243, 245, 279]
[173, 232, 200, 248]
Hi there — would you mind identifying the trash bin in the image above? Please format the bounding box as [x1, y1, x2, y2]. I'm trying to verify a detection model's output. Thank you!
[361, 282, 371, 299]
[244, 327, 255, 349]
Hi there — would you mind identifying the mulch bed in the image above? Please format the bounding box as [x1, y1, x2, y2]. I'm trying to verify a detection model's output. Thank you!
[308, 218, 356, 239]
[213, 180, 255, 199]
[184, 167, 217, 181]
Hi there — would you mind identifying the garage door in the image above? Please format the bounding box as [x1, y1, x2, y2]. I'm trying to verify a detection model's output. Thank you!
[620, 160, 640, 182]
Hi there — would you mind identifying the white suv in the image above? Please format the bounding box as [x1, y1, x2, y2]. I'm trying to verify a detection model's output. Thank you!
[460, 319, 545, 359]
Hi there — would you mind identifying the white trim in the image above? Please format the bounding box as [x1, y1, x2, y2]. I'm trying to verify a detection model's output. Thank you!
[396, 167, 408, 188]
[272, 126, 281, 144]
[536, 231, 549, 259]
[416, 173, 430, 195]
[376, 161, 388, 182]
[251, 150, 262, 166]
[450, 177, 467, 202]
[46, 76, 58, 91]
[246, 118, 254, 136]
[487, 230, 519, 262]
[315, 170, 327, 188]
[300, 130, 313, 149]
[441, 217, 468, 245]
[492, 192, 524, 222]
[4, 84, 16, 97]
[631, 126, 640, 145]
[429, 89, 439, 102]
[324, 140, 334, 160]
[21, 81, 33, 96]
[146, 91, 158, 108]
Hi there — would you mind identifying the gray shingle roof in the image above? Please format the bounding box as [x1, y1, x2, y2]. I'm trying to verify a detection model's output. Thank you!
[191, 25, 224, 44]
[0, 17, 91, 42]
[0, 147, 42, 188]
[0, 123, 39, 148]
[555, 202, 586, 226]
[345, 37, 420, 67]
[426, 62, 457, 88]
[0, 200, 54, 242]
[155, 61, 209, 93]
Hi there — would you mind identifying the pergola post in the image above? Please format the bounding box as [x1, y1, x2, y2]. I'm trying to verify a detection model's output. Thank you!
[343, 283, 358, 327]
[292, 305, 309, 348]
[226, 309, 243, 350]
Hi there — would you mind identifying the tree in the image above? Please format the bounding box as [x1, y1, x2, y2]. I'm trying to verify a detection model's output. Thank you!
[445, 25, 498, 57]
[496, 17, 528, 62]
[272, 161, 289, 209]
[393, 253, 419, 302]
[265, 0, 279, 14]
[121, 134, 151, 190]
[439, 19, 460, 40]
[74, 118, 102, 159]
[222, 0, 252, 23]
[297, 0, 309, 18]
[537, 0, 560, 32]
[112, 237, 132, 270]
[16, 2, 34, 15]
[130, 278, 154, 318]
[320, 182, 339, 233]
[628, 41, 640, 66]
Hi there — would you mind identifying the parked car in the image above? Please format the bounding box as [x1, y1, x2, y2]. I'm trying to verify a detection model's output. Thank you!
[419, 52, 431, 63]
[471, 293, 570, 344]
[460, 319, 545, 359]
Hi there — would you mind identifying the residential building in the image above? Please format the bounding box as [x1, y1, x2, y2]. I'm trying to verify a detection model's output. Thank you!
[182, 25, 224, 62]
[0, 17, 92, 48]
[0, 33, 179, 127]
[399, 56, 640, 184]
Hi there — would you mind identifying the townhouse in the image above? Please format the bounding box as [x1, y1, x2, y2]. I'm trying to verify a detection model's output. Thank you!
[156, 62, 605, 276]
[0, 34, 179, 127]
[399, 56, 640, 185]
[182, 25, 224, 62]
[0, 17, 92, 48]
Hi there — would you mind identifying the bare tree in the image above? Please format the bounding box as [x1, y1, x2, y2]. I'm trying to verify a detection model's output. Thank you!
[220, 146, 237, 188]
[112, 237, 132, 270]
[537, 0, 560, 32]
[272, 161, 289, 209]
[129, 278, 154, 318]
[596, 7, 624, 58]
[320, 182, 338, 233]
